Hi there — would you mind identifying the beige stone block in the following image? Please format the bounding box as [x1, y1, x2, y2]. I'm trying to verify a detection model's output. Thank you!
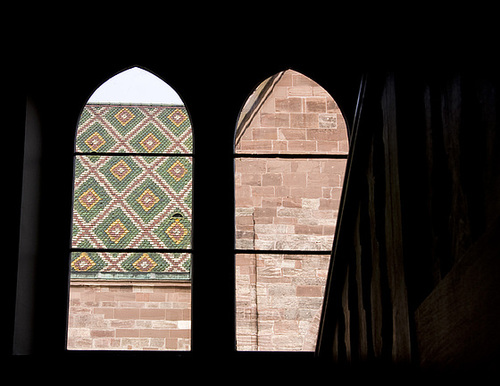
[275, 97, 303, 112]
[279, 128, 306, 140]
[260, 113, 290, 127]
[287, 140, 317, 152]
[292, 73, 317, 87]
[262, 173, 283, 186]
[290, 113, 318, 128]
[283, 173, 307, 186]
[318, 113, 337, 128]
[252, 128, 277, 140]
[272, 140, 288, 152]
[302, 198, 320, 210]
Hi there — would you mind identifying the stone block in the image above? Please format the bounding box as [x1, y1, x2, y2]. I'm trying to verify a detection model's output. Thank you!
[241, 173, 261, 186]
[318, 113, 337, 128]
[254, 207, 276, 218]
[255, 223, 294, 235]
[296, 285, 323, 297]
[272, 141, 288, 152]
[275, 97, 303, 112]
[262, 173, 283, 186]
[302, 198, 320, 210]
[266, 160, 291, 173]
[260, 113, 290, 127]
[305, 97, 327, 113]
[139, 308, 165, 320]
[114, 308, 140, 320]
[283, 173, 307, 186]
[253, 239, 273, 250]
[279, 128, 306, 140]
[307, 129, 336, 141]
[287, 140, 317, 152]
[292, 73, 317, 87]
[290, 113, 318, 128]
[252, 128, 277, 140]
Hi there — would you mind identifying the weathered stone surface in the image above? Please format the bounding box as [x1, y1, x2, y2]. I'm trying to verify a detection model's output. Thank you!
[234, 70, 349, 351]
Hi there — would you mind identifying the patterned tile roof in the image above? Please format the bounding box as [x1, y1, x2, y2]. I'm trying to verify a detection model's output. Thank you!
[71, 104, 193, 280]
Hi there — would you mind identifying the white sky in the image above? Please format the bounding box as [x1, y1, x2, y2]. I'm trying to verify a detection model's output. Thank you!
[87, 67, 184, 105]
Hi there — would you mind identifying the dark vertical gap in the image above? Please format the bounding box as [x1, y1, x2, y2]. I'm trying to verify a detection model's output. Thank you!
[347, 241, 359, 362]
[372, 98, 393, 362]
[434, 78, 455, 277]
[428, 80, 451, 282]
[336, 284, 347, 363]
[423, 82, 442, 292]
[359, 196, 374, 361]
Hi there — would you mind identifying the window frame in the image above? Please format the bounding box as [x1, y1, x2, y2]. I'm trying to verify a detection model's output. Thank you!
[12, 64, 361, 359]
[233, 70, 351, 352]
[67, 80, 196, 350]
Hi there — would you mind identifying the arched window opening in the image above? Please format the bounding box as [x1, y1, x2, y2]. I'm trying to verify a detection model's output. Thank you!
[67, 67, 193, 351]
[234, 69, 349, 351]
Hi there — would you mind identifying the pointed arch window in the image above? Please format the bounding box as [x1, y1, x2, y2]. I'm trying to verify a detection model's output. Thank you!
[67, 67, 193, 351]
[234, 69, 349, 351]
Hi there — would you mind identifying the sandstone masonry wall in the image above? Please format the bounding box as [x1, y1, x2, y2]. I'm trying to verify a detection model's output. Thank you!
[67, 281, 190, 350]
[235, 70, 348, 351]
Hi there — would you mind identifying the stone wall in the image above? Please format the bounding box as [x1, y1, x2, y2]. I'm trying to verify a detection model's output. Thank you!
[67, 281, 190, 350]
[235, 158, 347, 251]
[235, 70, 349, 351]
[235, 69, 349, 155]
[236, 253, 330, 351]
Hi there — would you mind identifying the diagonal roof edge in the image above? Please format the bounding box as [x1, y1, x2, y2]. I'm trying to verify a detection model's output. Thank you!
[234, 70, 286, 147]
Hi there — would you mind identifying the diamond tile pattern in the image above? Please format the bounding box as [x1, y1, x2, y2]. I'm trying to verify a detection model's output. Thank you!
[76, 105, 193, 154]
[70, 251, 191, 280]
[71, 104, 193, 280]
[72, 155, 192, 250]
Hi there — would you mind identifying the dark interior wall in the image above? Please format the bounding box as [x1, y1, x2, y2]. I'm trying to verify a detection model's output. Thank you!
[317, 69, 500, 372]
[398, 72, 500, 305]
[400, 72, 500, 370]
[8, 18, 500, 377]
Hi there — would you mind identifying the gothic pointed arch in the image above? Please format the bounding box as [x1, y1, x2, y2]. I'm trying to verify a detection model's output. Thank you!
[67, 67, 193, 351]
[234, 69, 349, 351]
